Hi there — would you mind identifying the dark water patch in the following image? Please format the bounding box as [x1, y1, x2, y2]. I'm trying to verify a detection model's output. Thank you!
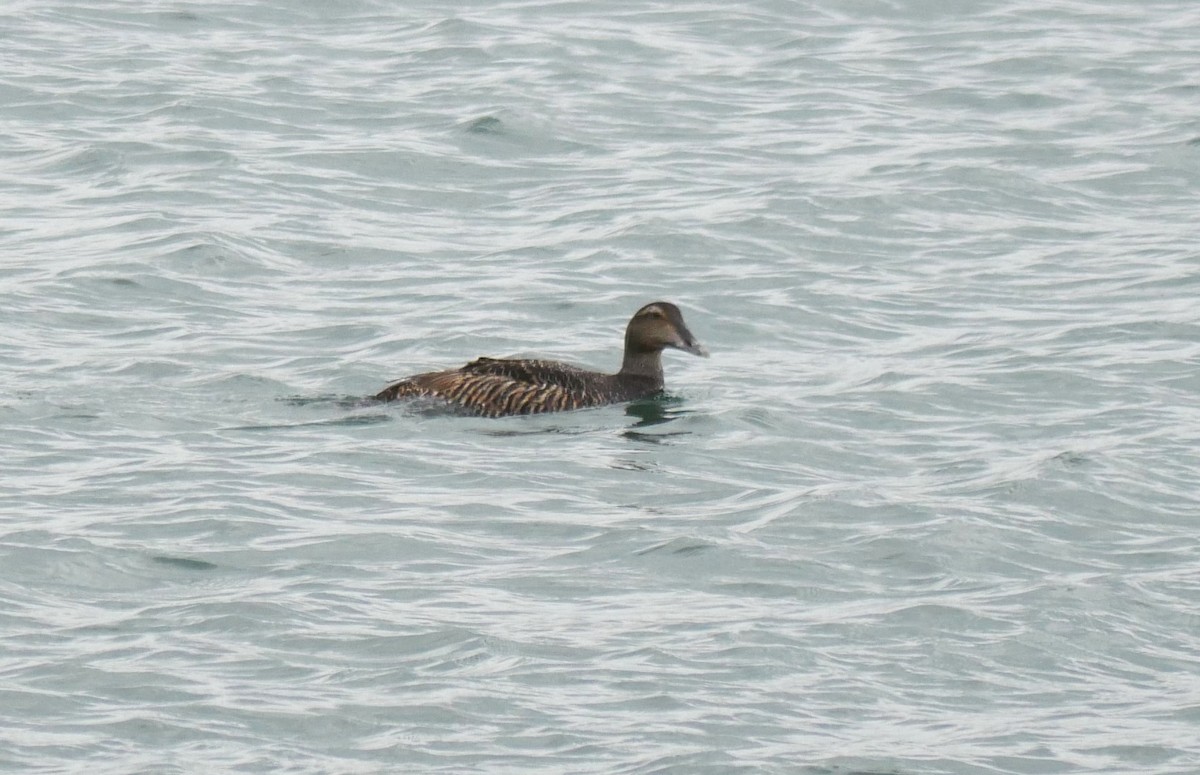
[151, 555, 218, 571]
[480, 424, 597, 438]
[463, 115, 504, 135]
[620, 428, 692, 444]
[279, 393, 374, 410]
[636, 539, 713, 556]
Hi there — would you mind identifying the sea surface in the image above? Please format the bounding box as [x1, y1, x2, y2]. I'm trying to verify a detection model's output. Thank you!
[3, 1, 1199, 773]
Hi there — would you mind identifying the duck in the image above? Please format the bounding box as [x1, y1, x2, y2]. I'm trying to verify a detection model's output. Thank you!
[374, 301, 707, 417]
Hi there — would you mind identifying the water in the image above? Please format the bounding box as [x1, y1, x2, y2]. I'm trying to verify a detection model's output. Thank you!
[3, 1, 1199, 772]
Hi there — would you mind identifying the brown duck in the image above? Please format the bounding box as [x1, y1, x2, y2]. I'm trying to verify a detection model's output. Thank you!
[374, 301, 707, 416]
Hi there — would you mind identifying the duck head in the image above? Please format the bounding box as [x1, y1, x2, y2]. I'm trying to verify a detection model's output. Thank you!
[625, 301, 709, 358]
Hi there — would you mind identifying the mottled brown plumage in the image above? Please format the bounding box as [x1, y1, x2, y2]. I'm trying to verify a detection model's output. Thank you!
[374, 301, 707, 417]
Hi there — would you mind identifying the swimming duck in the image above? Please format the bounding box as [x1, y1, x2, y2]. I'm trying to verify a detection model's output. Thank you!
[374, 301, 707, 416]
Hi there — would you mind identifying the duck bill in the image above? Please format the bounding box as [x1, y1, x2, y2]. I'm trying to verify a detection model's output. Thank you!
[670, 329, 709, 358]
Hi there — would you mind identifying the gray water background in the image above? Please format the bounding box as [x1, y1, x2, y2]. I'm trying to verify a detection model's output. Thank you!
[3, 1, 1199, 773]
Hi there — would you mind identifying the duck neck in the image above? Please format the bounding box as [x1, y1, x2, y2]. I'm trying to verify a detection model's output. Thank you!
[618, 346, 664, 386]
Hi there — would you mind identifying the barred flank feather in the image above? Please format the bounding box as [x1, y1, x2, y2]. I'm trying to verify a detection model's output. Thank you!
[373, 302, 706, 417]
[374, 369, 621, 416]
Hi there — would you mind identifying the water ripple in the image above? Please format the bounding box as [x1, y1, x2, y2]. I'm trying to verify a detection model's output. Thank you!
[3, 0, 1200, 773]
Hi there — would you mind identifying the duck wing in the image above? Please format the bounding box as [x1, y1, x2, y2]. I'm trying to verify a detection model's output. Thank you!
[459, 357, 597, 391]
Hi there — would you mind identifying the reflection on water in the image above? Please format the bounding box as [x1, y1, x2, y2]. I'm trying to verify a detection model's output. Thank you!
[625, 395, 688, 427]
[621, 395, 695, 443]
